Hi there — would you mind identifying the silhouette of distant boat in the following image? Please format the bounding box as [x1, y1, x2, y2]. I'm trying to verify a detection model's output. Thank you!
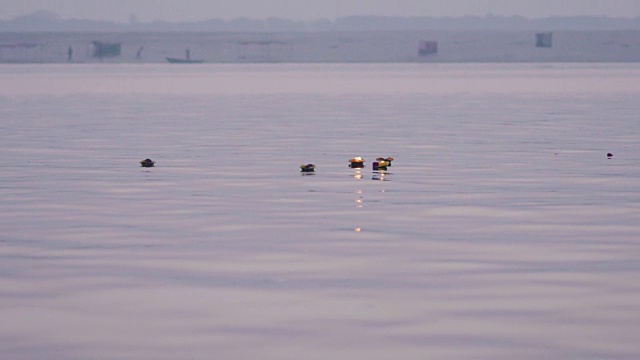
[166, 57, 204, 64]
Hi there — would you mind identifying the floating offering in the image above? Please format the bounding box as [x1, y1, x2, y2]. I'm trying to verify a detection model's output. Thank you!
[349, 157, 365, 168]
[140, 158, 156, 167]
[300, 164, 316, 172]
[376, 157, 394, 166]
[372, 160, 390, 171]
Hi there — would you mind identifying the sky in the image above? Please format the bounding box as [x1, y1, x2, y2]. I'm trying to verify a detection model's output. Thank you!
[3, 0, 640, 22]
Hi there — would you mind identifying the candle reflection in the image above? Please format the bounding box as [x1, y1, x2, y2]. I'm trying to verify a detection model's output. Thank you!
[372, 170, 390, 181]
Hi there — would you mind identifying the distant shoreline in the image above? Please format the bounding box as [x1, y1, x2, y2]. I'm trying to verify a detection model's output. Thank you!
[2, 30, 640, 64]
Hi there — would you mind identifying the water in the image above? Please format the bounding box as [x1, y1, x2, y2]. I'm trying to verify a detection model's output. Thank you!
[1, 63, 640, 359]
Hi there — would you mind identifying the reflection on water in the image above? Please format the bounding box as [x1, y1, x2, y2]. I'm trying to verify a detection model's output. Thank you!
[1, 64, 640, 360]
[355, 189, 364, 208]
[372, 170, 390, 181]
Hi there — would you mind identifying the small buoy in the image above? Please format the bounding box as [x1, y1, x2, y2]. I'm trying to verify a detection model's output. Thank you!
[376, 157, 394, 166]
[607, 153, 613, 158]
[140, 158, 155, 167]
[300, 164, 316, 172]
[349, 157, 365, 168]
[373, 160, 389, 171]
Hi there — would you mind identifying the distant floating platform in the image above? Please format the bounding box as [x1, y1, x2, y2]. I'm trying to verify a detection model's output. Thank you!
[166, 57, 204, 64]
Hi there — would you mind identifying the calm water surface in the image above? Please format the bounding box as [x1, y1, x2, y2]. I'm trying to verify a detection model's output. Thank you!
[1, 63, 639, 359]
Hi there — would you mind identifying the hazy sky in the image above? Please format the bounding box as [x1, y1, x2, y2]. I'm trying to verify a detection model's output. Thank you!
[3, 0, 640, 22]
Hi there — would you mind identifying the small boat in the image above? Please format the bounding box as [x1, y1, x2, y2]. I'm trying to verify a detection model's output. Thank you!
[349, 157, 365, 168]
[376, 157, 394, 166]
[300, 164, 316, 172]
[140, 159, 156, 167]
[373, 160, 389, 171]
[166, 57, 204, 64]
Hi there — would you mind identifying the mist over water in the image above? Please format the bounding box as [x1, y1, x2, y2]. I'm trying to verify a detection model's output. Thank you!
[1, 63, 639, 359]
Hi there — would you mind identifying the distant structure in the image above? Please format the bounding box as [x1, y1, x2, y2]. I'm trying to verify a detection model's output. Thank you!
[91, 41, 121, 59]
[536, 32, 553, 48]
[418, 41, 438, 56]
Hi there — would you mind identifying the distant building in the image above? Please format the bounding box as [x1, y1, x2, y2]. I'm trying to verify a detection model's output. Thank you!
[91, 41, 121, 59]
[536, 32, 553, 48]
[418, 41, 438, 56]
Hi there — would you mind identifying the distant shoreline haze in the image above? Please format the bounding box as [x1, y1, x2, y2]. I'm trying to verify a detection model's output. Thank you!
[1, 10, 640, 32]
[2, 31, 639, 63]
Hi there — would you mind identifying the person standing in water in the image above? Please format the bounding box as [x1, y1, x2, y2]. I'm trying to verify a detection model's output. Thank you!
[67, 46, 73, 62]
[186, 49, 190, 60]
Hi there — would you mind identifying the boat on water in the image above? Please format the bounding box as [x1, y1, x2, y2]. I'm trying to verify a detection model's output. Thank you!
[166, 57, 204, 64]
[300, 164, 316, 172]
[140, 158, 155, 167]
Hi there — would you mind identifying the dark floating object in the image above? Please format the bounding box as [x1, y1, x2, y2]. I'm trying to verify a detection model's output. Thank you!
[372, 160, 390, 171]
[349, 157, 365, 168]
[607, 153, 613, 158]
[92, 41, 121, 58]
[166, 57, 204, 64]
[140, 158, 156, 167]
[376, 157, 394, 166]
[300, 164, 316, 172]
